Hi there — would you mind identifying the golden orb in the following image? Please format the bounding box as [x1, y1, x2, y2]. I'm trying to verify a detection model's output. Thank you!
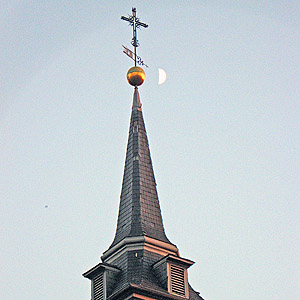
[127, 66, 145, 86]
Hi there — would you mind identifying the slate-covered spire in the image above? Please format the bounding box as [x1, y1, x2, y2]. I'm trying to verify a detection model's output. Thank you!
[84, 9, 206, 300]
[110, 87, 170, 248]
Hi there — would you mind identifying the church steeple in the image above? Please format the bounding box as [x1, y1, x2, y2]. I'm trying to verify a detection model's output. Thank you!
[110, 87, 171, 248]
[83, 8, 204, 300]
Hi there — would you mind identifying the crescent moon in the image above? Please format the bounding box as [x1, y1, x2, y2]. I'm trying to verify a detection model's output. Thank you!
[158, 68, 167, 85]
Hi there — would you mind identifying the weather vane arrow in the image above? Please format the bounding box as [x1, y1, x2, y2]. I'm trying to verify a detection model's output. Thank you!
[121, 7, 148, 68]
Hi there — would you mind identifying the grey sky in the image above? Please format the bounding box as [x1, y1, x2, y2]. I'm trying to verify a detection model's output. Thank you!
[1, 1, 299, 300]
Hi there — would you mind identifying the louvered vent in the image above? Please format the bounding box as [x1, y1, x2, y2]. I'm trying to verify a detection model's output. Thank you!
[93, 273, 104, 300]
[170, 264, 186, 297]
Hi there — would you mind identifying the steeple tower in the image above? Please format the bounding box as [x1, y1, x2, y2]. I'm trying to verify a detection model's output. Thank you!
[83, 8, 205, 300]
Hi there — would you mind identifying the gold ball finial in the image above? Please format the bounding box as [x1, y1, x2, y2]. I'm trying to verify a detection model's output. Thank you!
[127, 66, 145, 86]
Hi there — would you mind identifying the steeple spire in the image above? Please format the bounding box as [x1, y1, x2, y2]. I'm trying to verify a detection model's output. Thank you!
[83, 9, 204, 300]
[110, 87, 171, 248]
[108, 6, 171, 251]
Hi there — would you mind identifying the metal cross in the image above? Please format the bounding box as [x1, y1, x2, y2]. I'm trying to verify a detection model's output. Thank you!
[121, 8, 148, 66]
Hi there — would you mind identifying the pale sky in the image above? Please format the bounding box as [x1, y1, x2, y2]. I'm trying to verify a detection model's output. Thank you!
[1, 1, 300, 300]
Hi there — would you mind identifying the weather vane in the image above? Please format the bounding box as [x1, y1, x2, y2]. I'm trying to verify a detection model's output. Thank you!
[121, 8, 148, 87]
[121, 7, 148, 67]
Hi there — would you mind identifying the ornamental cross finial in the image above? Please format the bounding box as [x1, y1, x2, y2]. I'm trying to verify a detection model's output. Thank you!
[121, 8, 148, 67]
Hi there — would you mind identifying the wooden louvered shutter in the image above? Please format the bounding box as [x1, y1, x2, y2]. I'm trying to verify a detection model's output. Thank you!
[170, 264, 186, 297]
[93, 272, 104, 300]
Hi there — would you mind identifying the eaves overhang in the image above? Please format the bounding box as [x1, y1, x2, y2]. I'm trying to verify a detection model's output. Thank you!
[108, 283, 191, 300]
[83, 262, 121, 279]
[152, 254, 195, 270]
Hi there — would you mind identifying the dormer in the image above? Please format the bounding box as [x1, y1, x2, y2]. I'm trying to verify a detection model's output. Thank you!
[152, 255, 194, 298]
[83, 263, 120, 300]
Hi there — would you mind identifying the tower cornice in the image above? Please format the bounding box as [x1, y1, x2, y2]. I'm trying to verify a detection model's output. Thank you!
[102, 236, 179, 263]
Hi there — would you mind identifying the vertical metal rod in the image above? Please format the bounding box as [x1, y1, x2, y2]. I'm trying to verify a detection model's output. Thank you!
[132, 8, 137, 66]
